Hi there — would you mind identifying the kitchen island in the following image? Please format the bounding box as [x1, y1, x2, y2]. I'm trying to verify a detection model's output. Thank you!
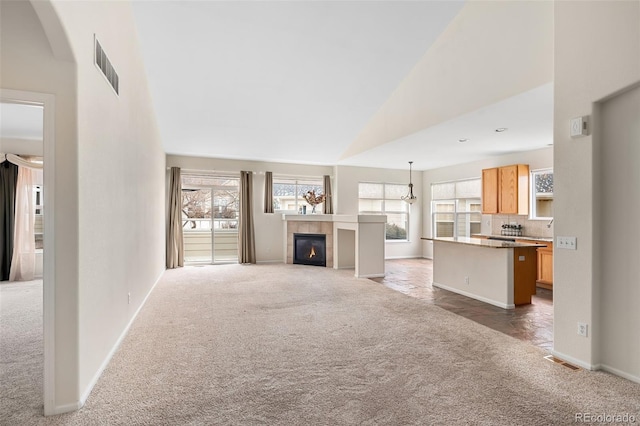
[424, 237, 545, 309]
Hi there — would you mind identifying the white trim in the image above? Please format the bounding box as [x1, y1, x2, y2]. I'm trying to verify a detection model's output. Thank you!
[432, 281, 515, 309]
[79, 270, 165, 407]
[1, 88, 56, 416]
[599, 364, 640, 384]
[256, 260, 282, 264]
[550, 350, 598, 371]
[384, 255, 422, 260]
[49, 401, 82, 416]
[357, 273, 385, 278]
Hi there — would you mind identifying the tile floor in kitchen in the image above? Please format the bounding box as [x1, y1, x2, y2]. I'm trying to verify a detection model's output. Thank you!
[371, 258, 553, 352]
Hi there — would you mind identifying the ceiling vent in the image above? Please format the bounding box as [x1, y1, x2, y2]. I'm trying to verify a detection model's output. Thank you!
[94, 36, 119, 96]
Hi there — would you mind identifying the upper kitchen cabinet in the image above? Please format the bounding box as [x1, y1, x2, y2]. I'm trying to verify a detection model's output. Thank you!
[482, 164, 530, 215]
[499, 164, 529, 215]
[481, 168, 499, 213]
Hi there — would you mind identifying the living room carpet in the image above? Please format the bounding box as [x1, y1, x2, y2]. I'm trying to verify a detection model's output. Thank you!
[3, 264, 640, 425]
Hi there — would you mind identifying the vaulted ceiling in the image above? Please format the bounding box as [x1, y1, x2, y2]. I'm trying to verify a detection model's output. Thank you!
[131, 1, 553, 170]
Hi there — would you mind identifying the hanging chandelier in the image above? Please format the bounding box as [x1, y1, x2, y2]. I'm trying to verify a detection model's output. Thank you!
[401, 161, 417, 204]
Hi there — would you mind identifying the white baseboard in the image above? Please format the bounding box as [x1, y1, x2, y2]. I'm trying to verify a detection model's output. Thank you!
[49, 401, 83, 415]
[599, 364, 640, 384]
[357, 273, 385, 278]
[256, 260, 282, 264]
[384, 255, 422, 260]
[78, 269, 165, 408]
[550, 350, 598, 371]
[432, 281, 515, 309]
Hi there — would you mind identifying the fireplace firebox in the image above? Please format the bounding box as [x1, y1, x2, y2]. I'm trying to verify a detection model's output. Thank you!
[293, 233, 326, 267]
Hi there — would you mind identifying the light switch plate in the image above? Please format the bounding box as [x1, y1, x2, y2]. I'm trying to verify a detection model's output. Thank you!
[570, 116, 589, 138]
[557, 236, 577, 250]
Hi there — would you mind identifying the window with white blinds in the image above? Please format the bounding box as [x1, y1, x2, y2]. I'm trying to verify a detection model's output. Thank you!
[431, 178, 481, 238]
[358, 182, 409, 241]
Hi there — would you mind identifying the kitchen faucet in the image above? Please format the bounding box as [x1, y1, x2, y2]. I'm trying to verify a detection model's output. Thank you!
[547, 218, 554, 228]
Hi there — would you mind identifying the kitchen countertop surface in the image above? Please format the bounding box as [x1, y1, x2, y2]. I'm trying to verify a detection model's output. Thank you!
[471, 234, 554, 242]
[422, 237, 547, 249]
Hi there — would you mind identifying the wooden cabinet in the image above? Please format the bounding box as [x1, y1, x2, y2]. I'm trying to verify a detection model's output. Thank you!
[482, 164, 529, 215]
[517, 239, 554, 290]
[481, 168, 498, 213]
[536, 241, 553, 289]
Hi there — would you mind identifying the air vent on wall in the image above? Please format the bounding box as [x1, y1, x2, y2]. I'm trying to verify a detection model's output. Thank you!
[94, 36, 119, 95]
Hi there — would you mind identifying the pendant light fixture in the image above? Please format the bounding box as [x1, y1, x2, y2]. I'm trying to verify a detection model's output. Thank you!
[401, 161, 417, 204]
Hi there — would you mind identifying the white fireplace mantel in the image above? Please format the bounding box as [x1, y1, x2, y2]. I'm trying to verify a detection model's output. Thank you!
[282, 214, 386, 278]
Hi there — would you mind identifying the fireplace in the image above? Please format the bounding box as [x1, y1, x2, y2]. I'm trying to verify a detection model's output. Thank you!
[293, 233, 326, 267]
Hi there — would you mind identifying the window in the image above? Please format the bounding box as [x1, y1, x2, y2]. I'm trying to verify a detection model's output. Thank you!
[358, 182, 409, 241]
[530, 169, 553, 219]
[182, 174, 239, 231]
[431, 179, 481, 238]
[273, 177, 323, 213]
[33, 185, 43, 215]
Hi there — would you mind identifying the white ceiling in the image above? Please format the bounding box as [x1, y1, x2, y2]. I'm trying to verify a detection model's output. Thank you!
[0, 102, 44, 157]
[341, 83, 554, 171]
[0, 102, 43, 141]
[131, 0, 552, 171]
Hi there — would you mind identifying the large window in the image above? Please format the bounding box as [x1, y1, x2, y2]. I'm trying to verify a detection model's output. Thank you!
[358, 182, 409, 241]
[181, 173, 240, 264]
[273, 177, 323, 213]
[432, 179, 481, 238]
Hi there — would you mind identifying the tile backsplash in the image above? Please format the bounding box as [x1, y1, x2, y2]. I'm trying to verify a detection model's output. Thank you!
[483, 214, 553, 239]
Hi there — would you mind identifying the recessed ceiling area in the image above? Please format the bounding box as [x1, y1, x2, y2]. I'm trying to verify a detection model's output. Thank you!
[340, 83, 553, 171]
[131, 0, 553, 170]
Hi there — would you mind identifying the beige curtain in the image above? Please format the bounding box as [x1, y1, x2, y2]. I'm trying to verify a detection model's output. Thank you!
[264, 171, 273, 214]
[166, 167, 184, 268]
[10, 167, 35, 281]
[323, 175, 333, 214]
[238, 171, 256, 264]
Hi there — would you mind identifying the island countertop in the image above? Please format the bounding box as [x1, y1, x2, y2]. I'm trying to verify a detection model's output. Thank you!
[471, 234, 553, 243]
[422, 236, 546, 249]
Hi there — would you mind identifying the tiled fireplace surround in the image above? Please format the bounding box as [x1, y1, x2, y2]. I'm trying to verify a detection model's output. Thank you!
[282, 214, 387, 278]
[286, 221, 334, 267]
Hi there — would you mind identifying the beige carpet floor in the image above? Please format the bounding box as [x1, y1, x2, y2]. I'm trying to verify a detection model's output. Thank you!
[2, 265, 640, 425]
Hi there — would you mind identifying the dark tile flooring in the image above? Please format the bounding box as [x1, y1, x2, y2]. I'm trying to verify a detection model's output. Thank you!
[370, 258, 553, 352]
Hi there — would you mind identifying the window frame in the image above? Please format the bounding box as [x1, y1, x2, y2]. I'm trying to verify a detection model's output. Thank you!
[431, 178, 482, 239]
[358, 182, 410, 242]
[272, 176, 324, 214]
[529, 168, 554, 220]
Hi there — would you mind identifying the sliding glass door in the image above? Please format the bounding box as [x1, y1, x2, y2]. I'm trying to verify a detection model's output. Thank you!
[181, 174, 239, 264]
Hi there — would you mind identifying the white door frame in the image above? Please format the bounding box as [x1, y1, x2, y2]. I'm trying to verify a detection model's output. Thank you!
[1, 88, 56, 415]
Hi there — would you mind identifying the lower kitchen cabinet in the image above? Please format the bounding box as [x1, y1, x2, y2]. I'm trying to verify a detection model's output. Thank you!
[517, 240, 553, 290]
[536, 242, 553, 289]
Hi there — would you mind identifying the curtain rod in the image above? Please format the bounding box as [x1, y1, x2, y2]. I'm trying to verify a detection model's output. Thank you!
[1, 153, 43, 170]
[168, 166, 332, 179]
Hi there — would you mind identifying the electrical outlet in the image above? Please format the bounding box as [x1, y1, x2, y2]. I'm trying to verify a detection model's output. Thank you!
[577, 322, 588, 337]
[557, 236, 577, 250]
[464, 276, 469, 285]
[128, 292, 131, 305]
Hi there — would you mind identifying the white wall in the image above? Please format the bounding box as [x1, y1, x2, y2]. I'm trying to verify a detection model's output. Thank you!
[166, 155, 333, 263]
[553, 0, 640, 372]
[166, 158, 423, 261]
[599, 85, 640, 380]
[49, 0, 167, 403]
[422, 147, 553, 258]
[1, 0, 80, 410]
[335, 165, 423, 259]
[2, 0, 167, 412]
